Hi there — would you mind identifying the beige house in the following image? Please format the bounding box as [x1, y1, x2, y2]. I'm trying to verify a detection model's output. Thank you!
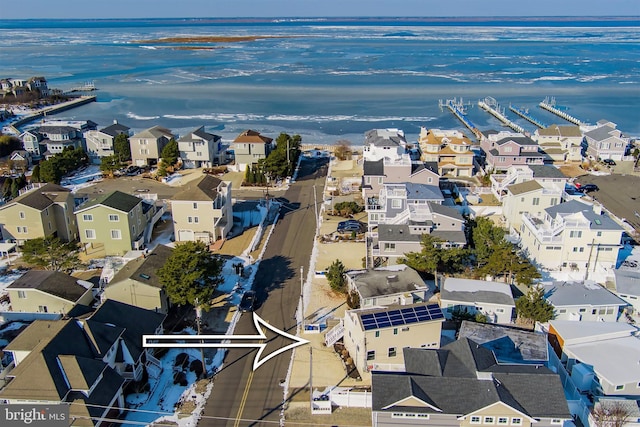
[418, 127, 475, 177]
[7, 270, 94, 314]
[502, 180, 563, 233]
[75, 190, 156, 256]
[170, 175, 233, 244]
[129, 125, 174, 166]
[84, 121, 131, 164]
[102, 245, 173, 313]
[520, 200, 623, 273]
[343, 302, 444, 373]
[534, 124, 584, 162]
[232, 129, 274, 171]
[0, 183, 78, 244]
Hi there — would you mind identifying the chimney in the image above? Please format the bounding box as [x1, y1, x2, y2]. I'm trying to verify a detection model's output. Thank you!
[113, 119, 118, 125]
[593, 203, 602, 215]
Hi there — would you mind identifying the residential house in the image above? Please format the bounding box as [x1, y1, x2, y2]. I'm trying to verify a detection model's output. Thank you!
[346, 265, 434, 308]
[480, 130, 545, 172]
[129, 125, 174, 166]
[20, 130, 44, 159]
[541, 280, 627, 322]
[75, 190, 160, 256]
[361, 154, 439, 203]
[26, 76, 50, 97]
[366, 182, 444, 229]
[545, 320, 640, 426]
[232, 129, 274, 171]
[582, 120, 630, 161]
[9, 150, 32, 172]
[612, 269, 640, 315]
[418, 127, 475, 177]
[7, 270, 94, 315]
[0, 300, 165, 426]
[362, 128, 408, 162]
[84, 121, 131, 164]
[343, 302, 445, 373]
[0, 183, 78, 244]
[101, 245, 173, 314]
[491, 164, 569, 201]
[440, 278, 515, 324]
[458, 321, 548, 364]
[170, 175, 232, 244]
[519, 200, 623, 273]
[534, 124, 584, 162]
[372, 202, 466, 264]
[502, 180, 563, 233]
[35, 120, 97, 159]
[177, 126, 223, 168]
[371, 339, 570, 427]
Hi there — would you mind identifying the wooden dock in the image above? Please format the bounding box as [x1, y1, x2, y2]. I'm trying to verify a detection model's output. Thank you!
[438, 98, 483, 140]
[478, 96, 525, 134]
[539, 97, 582, 125]
[509, 105, 546, 129]
[9, 95, 97, 131]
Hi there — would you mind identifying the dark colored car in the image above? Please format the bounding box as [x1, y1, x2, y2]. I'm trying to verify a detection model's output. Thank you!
[578, 184, 599, 193]
[602, 159, 616, 166]
[337, 222, 364, 233]
[239, 290, 257, 312]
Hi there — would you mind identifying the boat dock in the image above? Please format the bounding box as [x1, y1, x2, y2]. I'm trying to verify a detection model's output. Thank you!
[509, 104, 546, 129]
[477, 96, 525, 134]
[539, 97, 582, 125]
[438, 98, 483, 140]
[9, 95, 97, 132]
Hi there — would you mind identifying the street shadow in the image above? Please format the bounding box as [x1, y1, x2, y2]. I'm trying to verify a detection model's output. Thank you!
[295, 157, 329, 181]
[254, 255, 294, 299]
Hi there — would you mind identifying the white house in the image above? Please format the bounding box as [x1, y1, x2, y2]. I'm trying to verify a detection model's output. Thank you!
[440, 278, 515, 324]
[362, 128, 408, 162]
[541, 280, 627, 322]
[177, 126, 223, 168]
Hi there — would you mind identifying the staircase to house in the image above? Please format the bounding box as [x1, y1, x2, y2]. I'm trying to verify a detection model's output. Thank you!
[387, 208, 411, 225]
[324, 319, 344, 347]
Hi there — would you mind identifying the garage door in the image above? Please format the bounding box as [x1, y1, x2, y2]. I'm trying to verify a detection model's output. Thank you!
[178, 230, 194, 242]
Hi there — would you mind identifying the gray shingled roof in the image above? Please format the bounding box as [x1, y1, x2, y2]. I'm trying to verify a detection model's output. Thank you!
[584, 123, 619, 141]
[377, 224, 422, 242]
[178, 126, 220, 143]
[405, 183, 444, 202]
[172, 175, 225, 202]
[7, 183, 69, 211]
[528, 165, 567, 179]
[545, 200, 623, 231]
[100, 123, 130, 137]
[363, 159, 384, 176]
[428, 202, 463, 220]
[495, 136, 538, 146]
[75, 190, 142, 214]
[131, 125, 174, 140]
[365, 129, 405, 147]
[507, 180, 543, 196]
[109, 244, 173, 289]
[8, 270, 91, 302]
[347, 266, 429, 299]
[614, 269, 640, 296]
[542, 281, 627, 307]
[430, 230, 467, 245]
[411, 161, 438, 175]
[441, 278, 515, 306]
[538, 124, 582, 138]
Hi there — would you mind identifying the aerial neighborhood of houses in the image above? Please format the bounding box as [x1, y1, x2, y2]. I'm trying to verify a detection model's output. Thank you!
[0, 76, 639, 426]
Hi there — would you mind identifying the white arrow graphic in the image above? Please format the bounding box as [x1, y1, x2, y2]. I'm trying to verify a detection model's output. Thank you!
[143, 312, 309, 371]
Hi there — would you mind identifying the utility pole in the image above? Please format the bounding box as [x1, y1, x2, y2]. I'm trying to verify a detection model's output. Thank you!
[299, 266, 304, 328]
[195, 299, 206, 377]
[309, 346, 313, 410]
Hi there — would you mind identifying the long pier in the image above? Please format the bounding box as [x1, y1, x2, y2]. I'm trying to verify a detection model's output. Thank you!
[478, 96, 525, 134]
[438, 98, 483, 140]
[509, 105, 546, 129]
[9, 95, 97, 133]
[539, 97, 582, 125]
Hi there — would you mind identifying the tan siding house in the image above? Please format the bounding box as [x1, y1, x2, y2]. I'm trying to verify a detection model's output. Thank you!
[129, 125, 174, 166]
[170, 175, 233, 244]
[7, 270, 94, 314]
[0, 183, 77, 244]
[232, 129, 274, 171]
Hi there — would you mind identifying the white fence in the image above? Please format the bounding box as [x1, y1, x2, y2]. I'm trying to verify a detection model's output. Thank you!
[0, 311, 61, 323]
[330, 387, 372, 408]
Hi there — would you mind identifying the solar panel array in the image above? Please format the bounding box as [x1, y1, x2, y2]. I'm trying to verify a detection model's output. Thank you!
[360, 304, 444, 331]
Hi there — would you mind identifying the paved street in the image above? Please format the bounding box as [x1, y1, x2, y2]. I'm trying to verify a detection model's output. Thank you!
[198, 157, 328, 427]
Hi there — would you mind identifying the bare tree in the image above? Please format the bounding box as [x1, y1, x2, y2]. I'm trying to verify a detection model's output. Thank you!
[592, 400, 632, 427]
[334, 139, 352, 160]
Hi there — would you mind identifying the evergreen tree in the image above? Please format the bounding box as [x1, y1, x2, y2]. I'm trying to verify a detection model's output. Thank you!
[10, 179, 19, 198]
[100, 155, 124, 177]
[400, 234, 444, 278]
[471, 216, 506, 268]
[326, 259, 347, 293]
[160, 138, 179, 169]
[21, 237, 81, 272]
[31, 164, 41, 182]
[515, 285, 555, 324]
[157, 241, 224, 308]
[113, 133, 131, 162]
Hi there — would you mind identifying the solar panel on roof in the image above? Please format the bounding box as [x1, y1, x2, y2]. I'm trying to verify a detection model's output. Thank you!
[359, 304, 444, 331]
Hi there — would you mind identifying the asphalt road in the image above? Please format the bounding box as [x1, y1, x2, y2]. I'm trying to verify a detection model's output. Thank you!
[198, 157, 328, 427]
[575, 173, 640, 234]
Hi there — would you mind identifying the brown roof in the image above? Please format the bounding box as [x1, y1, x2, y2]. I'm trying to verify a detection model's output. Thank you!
[7, 183, 70, 211]
[171, 174, 226, 202]
[233, 129, 273, 144]
[8, 270, 91, 302]
[4, 320, 65, 352]
[538, 124, 582, 138]
[109, 244, 173, 289]
[507, 180, 543, 195]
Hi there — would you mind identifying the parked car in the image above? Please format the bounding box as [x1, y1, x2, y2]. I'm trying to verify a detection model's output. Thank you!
[578, 183, 599, 193]
[239, 290, 257, 312]
[602, 159, 616, 166]
[337, 221, 364, 233]
[125, 165, 141, 176]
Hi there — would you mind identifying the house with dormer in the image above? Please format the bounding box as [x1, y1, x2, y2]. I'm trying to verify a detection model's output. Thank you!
[129, 125, 174, 167]
[232, 129, 274, 171]
[534, 124, 584, 162]
[170, 175, 232, 244]
[84, 121, 131, 164]
[102, 245, 173, 313]
[36, 125, 86, 158]
[0, 183, 78, 244]
[418, 127, 475, 177]
[480, 130, 545, 172]
[0, 299, 165, 427]
[371, 339, 570, 427]
[178, 126, 223, 168]
[519, 200, 623, 273]
[362, 128, 409, 162]
[75, 191, 160, 256]
[582, 120, 630, 161]
[20, 129, 44, 159]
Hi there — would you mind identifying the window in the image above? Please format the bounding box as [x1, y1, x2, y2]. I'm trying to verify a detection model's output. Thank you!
[193, 202, 198, 209]
[391, 199, 402, 209]
[470, 416, 481, 424]
[366, 351, 375, 361]
[559, 309, 567, 313]
[17, 290, 26, 299]
[393, 328, 398, 335]
[19, 211, 25, 219]
[374, 331, 380, 338]
[615, 385, 624, 391]
[188, 216, 193, 223]
[597, 231, 602, 237]
[579, 308, 586, 313]
[377, 177, 383, 184]
[484, 416, 495, 424]
[570, 230, 582, 238]
[194, 217, 199, 223]
[532, 197, 540, 206]
[498, 417, 509, 425]
[85, 229, 96, 239]
[108, 214, 119, 222]
[388, 347, 397, 357]
[511, 418, 522, 425]
[550, 197, 558, 206]
[38, 305, 48, 313]
[110, 229, 122, 239]
[551, 420, 563, 425]
[383, 243, 395, 252]
[83, 214, 93, 222]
